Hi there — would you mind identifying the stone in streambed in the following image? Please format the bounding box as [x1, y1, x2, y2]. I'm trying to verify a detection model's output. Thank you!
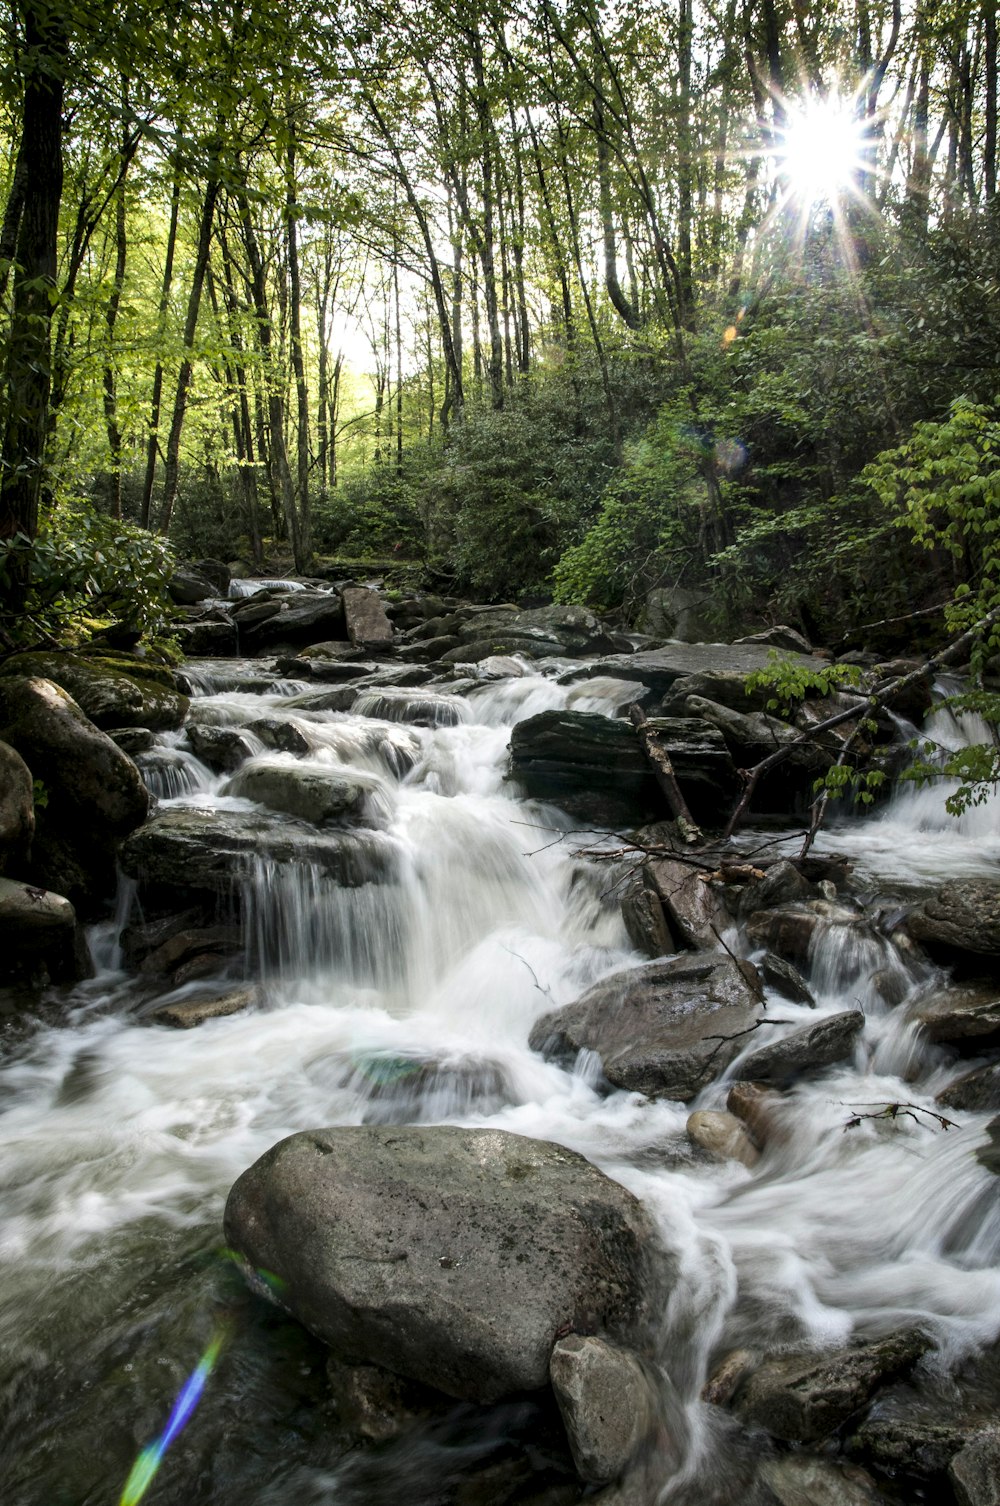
[150, 984, 260, 1029]
[686, 1110, 759, 1167]
[732, 1010, 865, 1084]
[221, 762, 368, 825]
[937, 1062, 1000, 1113]
[757, 1455, 885, 1506]
[0, 650, 188, 730]
[529, 954, 763, 1101]
[549, 1335, 660, 1484]
[342, 586, 394, 647]
[224, 1125, 660, 1405]
[911, 982, 1000, 1047]
[734, 1330, 932, 1443]
[907, 880, 1000, 962]
[0, 875, 90, 985]
[949, 1429, 1000, 1506]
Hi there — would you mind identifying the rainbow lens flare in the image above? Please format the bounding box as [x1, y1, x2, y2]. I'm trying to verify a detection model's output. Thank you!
[118, 1326, 228, 1506]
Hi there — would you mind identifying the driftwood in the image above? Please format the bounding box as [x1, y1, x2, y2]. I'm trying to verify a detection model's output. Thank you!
[628, 702, 702, 845]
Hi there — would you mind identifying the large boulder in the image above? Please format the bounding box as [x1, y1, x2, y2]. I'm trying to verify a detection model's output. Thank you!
[529, 954, 763, 1100]
[0, 651, 188, 730]
[224, 1125, 661, 1404]
[911, 982, 1000, 1047]
[0, 738, 34, 872]
[907, 882, 1000, 963]
[237, 591, 347, 652]
[0, 677, 149, 906]
[121, 806, 395, 897]
[342, 586, 394, 648]
[732, 1010, 865, 1083]
[549, 1335, 661, 1484]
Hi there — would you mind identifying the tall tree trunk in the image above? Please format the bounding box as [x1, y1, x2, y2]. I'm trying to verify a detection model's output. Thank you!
[284, 112, 312, 568]
[0, 1, 67, 592]
[140, 143, 183, 527]
[158, 162, 221, 533]
[985, 1, 997, 200]
[101, 100, 129, 520]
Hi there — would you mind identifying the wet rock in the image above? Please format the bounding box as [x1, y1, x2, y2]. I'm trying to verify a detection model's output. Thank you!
[325, 1353, 435, 1443]
[0, 737, 34, 872]
[911, 982, 1000, 1047]
[224, 1125, 660, 1404]
[739, 861, 815, 918]
[744, 902, 873, 969]
[168, 566, 218, 604]
[638, 717, 739, 800]
[529, 954, 763, 1101]
[549, 1335, 658, 1484]
[107, 727, 155, 755]
[685, 1110, 759, 1167]
[658, 669, 775, 715]
[576, 642, 817, 701]
[138, 923, 243, 977]
[949, 1428, 1000, 1506]
[759, 953, 815, 1006]
[352, 1054, 513, 1125]
[342, 586, 394, 647]
[476, 655, 527, 680]
[173, 618, 239, 657]
[239, 591, 347, 652]
[733, 1010, 865, 1084]
[0, 875, 90, 985]
[150, 983, 260, 1029]
[509, 712, 655, 825]
[396, 634, 463, 662]
[620, 869, 677, 959]
[735, 1331, 931, 1443]
[757, 1455, 884, 1506]
[443, 631, 567, 664]
[222, 762, 368, 825]
[275, 657, 372, 683]
[646, 853, 735, 950]
[0, 651, 188, 730]
[907, 881, 1000, 961]
[121, 807, 395, 895]
[701, 1348, 757, 1407]
[0, 676, 149, 907]
[975, 1116, 1000, 1175]
[192, 557, 231, 593]
[120, 907, 210, 969]
[185, 722, 258, 773]
[353, 686, 467, 727]
[735, 626, 813, 654]
[847, 1415, 973, 1480]
[937, 1062, 1000, 1113]
[246, 716, 312, 755]
[726, 1082, 788, 1148]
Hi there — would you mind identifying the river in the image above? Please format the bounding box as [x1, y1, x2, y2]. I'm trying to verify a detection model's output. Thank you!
[2, 657, 998, 1505]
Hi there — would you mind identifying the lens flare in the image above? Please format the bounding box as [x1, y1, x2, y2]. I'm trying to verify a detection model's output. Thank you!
[118, 1326, 229, 1506]
[776, 91, 868, 204]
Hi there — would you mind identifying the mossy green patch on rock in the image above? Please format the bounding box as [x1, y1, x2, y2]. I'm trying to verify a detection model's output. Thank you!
[0, 652, 188, 730]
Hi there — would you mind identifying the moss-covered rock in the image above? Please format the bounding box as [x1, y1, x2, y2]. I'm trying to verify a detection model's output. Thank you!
[0, 651, 188, 730]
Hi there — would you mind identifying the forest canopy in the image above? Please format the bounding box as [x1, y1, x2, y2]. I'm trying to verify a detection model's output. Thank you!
[1, 0, 999, 648]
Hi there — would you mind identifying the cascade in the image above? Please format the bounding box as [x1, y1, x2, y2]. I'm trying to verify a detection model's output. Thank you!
[1, 658, 999, 1505]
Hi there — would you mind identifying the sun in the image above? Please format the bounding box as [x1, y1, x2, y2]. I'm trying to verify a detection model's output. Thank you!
[776, 92, 869, 204]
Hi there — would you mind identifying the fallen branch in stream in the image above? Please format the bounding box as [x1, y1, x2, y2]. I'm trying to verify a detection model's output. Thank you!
[841, 1101, 959, 1133]
[723, 603, 1000, 851]
[698, 1015, 796, 1078]
[628, 702, 703, 845]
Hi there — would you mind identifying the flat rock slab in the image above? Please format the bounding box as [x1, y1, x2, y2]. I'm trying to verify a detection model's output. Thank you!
[121, 807, 395, 893]
[342, 586, 394, 647]
[912, 982, 1000, 1046]
[735, 1331, 931, 1443]
[224, 1125, 660, 1404]
[150, 984, 260, 1029]
[573, 642, 817, 698]
[529, 954, 763, 1101]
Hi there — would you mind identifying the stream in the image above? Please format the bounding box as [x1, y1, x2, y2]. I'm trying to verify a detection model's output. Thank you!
[2, 657, 999, 1505]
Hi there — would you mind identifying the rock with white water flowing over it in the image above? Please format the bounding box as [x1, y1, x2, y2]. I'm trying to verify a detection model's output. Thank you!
[149, 983, 260, 1029]
[734, 1331, 932, 1443]
[221, 762, 369, 825]
[529, 954, 763, 1101]
[224, 1125, 660, 1404]
[732, 1009, 865, 1084]
[907, 880, 1000, 961]
[549, 1335, 661, 1484]
[121, 806, 394, 895]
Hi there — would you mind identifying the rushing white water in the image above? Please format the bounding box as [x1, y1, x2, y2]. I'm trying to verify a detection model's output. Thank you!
[1, 662, 998, 1505]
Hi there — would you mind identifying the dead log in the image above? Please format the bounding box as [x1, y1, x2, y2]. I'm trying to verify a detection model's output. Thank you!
[628, 702, 702, 845]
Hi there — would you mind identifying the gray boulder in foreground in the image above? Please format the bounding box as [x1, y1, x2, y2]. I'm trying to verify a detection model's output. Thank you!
[224, 1125, 660, 1404]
